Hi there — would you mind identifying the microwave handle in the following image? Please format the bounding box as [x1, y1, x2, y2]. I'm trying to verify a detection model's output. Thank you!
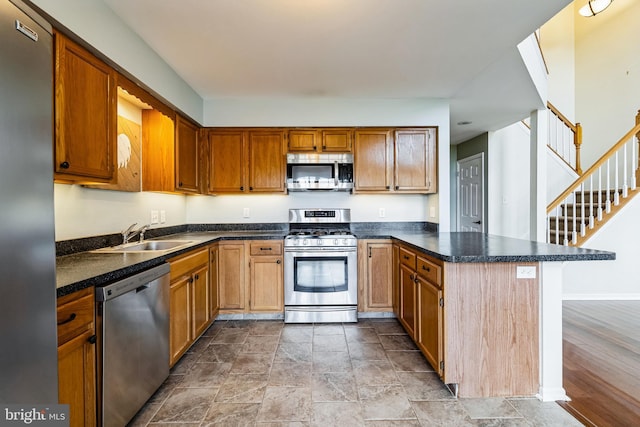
[334, 161, 339, 187]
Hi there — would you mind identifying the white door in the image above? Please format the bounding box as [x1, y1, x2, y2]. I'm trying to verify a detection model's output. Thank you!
[457, 153, 484, 232]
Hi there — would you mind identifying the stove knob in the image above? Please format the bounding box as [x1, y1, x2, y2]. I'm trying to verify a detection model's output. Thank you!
[303, 239, 309, 246]
[341, 239, 347, 245]
[334, 239, 339, 245]
[317, 239, 323, 245]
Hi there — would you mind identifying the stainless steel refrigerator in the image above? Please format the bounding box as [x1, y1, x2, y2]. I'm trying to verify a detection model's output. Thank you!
[0, 0, 58, 403]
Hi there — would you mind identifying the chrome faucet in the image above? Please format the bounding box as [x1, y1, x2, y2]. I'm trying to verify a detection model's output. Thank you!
[121, 223, 151, 244]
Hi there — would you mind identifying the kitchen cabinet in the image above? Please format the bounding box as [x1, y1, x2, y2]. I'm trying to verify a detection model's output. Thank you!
[168, 248, 210, 366]
[57, 287, 96, 427]
[286, 128, 352, 153]
[415, 255, 444, 377]
[206, 129, 286, 194]
[358, 240, 393, 312]
[209, 245, 220, 320]
[399, 260, 417, 339]
[218, 242, 246, 310]
[354, 127, 437, 194]
[175, 115, 200, 193]
[54, 30, 116, 184]
[392, 243, 400, 316]
[142, 109, 176, 192]
[248, 241, 283, 312]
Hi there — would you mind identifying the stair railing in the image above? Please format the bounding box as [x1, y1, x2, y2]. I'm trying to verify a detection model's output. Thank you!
[547, 102, 583, 175]
[547, 116, 640, 246]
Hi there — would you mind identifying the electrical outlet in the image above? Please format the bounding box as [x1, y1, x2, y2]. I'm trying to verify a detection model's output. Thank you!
[243, 208, 250, 218]
[379, 208, 385, 218]
[429, 207, 436, 218]
[160, 210, 166, 223]
[516, 266, 537, 279]
[150, 210, 159, 224]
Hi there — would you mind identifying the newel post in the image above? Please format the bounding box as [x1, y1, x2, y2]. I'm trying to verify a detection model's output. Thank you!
[574, 123, 583, 175]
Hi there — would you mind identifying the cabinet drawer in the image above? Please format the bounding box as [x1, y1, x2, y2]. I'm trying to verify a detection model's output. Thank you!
[417, 256, 442, 287]
[399, 247, 416, 270]
[57, 289, 95, 346]
[170, 248, 209, 281]
[249, 241, 283, 256]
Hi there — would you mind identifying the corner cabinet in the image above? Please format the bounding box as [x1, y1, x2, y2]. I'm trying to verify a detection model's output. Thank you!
[354, 128, 437, 194]
[57, 287, 97, 427]
[168, 248, 210, 366]
[54, 31, 116, 184]
[175, 116, 201, 193]
[206, 129, 286, 194]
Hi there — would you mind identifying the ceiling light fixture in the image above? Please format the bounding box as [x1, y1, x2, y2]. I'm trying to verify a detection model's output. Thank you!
[579, 0, 613, 17]
[457, 121, 472, 126]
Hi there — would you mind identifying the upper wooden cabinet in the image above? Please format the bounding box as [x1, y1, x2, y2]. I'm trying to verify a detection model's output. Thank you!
[175, 115, 200, 193]
[286, 128, 352, 153]
[354, 128, 437, 194]
[54, 31, 116, 183]
[206, 129, 286, 194]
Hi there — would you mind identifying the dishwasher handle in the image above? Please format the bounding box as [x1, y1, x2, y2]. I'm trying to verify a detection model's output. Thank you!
[96, 263, 170, 302]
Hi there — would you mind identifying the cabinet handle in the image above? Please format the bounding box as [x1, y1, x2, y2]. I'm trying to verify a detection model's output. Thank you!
[313, 145, 317, 151]
[260, 247, 273, 251]
[276, 259, 281, 264]
[249, 186, 254, 191]
[195, 273, 199, 280]
[188, 277, 194, 283]
[178, 181, 183, 187]
[368, 247, 372, 258]
[422, 266, 430, 272]
[414, 276, 419, 283]
[385, 185, 390, 190]
[57, 313, 76, 325]
[403, 255, 410, 260]
[322, 145, 326, 150]
[59, 161, 70, 169]
[88, 335, 97, 345]
[395, 185, 399, 190]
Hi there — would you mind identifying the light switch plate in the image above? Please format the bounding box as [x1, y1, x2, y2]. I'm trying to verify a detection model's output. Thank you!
[150, 210, 159, 224]
[516, 266, 536, 279]
[243, 208, 250, 218]
[379, 208, 385, 218]
[160, 210, 166, 223]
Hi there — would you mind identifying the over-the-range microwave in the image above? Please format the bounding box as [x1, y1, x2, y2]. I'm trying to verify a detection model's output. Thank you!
[286, 153, 354, 191]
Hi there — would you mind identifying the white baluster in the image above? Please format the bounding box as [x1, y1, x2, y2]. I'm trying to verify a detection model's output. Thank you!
[623, 141, 629, 198]
[572, 192, 577, 244]
[633, 136, 638, 190]
[598, 168, 603, 221]
[606, 159, 612, 213]
[589, 175, 595, 229]
[614, 151, 620, 206]
[580, 183, 586, 237]
[563, 201, 569, 246]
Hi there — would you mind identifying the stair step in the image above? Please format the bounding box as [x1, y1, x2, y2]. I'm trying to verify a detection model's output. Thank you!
[549, 217, 590, 232]
[560, 204, 603, 217]
[574, 189, 622, 203]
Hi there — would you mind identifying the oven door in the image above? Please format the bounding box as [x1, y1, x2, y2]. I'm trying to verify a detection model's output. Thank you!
[284, 247, 357, 306]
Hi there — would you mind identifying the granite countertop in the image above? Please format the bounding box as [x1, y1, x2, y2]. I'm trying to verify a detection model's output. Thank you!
[57, 229, 615, 297]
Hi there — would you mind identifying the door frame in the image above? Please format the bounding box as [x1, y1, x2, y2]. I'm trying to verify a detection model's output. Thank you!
[456, 153, 485, 232]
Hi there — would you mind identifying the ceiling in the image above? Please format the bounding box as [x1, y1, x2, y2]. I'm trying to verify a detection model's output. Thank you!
[103, 0, 573, 143]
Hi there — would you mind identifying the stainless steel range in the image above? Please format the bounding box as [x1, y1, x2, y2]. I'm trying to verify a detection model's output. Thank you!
[284, 208, 358, 323]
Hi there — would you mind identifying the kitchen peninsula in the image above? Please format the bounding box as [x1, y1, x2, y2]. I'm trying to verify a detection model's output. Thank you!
[56, 226, 614, 402]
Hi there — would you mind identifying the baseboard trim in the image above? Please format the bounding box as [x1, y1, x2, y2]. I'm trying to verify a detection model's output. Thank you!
[536, 387, 568, 402]
[563, 294, 640, 301]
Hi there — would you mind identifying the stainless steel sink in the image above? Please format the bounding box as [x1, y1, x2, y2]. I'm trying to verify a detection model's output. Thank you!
[92, 240, 195, 254]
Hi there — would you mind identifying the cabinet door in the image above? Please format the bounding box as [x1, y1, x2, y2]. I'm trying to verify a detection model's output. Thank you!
[321, 129, 352, 152]
[249, 256, 283, 312]
[399, 264, 417, 339]
[354, 129, 393, 191]
[208, 130, 246, 193]
[394, 129, 435, 192]
[210, 245, 220, 319]
[392, 244, 400, 316]
[366, 242, 393, 310]
[192, 265, 210, 338]
[175, 115, 200, 193]
[54, 31, 116, 182]
[287, 129, 318, 152]
[218, 243, 246, 310]
[248, 130, 286, 192]
[58, 330, 96, 427]
[142, 109, 176, 192]
[170, 277, 191, 366]
[416, 276, 443, 376]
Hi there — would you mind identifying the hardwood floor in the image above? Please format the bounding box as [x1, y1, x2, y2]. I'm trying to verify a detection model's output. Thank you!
[561, 300, 640, 427]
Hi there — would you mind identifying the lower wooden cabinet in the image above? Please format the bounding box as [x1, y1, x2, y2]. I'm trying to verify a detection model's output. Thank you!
[218, 240, 284, 314]
[57, 287, 96, 427]
[168, 248, 210, 366]
[358, 239, 394, 312]
[416, 275, 443, 376]
[399, 263, 417, 339]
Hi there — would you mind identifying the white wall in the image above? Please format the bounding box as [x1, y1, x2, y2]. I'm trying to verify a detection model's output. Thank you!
[563, 195, 640, 299]
[575, 0, 640, 168]
[487, 122, 532, 239]
[30, 0, 203, 122]
[200, 97, 450, 229]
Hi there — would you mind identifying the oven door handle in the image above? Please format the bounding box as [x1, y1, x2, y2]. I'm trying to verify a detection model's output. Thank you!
[284, 247, 357, 253]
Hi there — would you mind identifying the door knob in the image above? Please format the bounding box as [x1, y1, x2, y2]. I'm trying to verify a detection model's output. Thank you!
[473, 221, 482, 224]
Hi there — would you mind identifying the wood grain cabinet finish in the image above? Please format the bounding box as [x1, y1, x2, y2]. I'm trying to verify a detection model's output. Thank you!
[287, 128, 352, 153]
[249, 241, 283, 312]
[206, 129, 286, 194]
[209, 245, 220, 320]
[142, 109, 176, 192]
[168, 248, 210, 366]
[57, 287, 96, 427]
[217, 242, 246, 310]
[399, 263, 417, 339]
[54, 31, 116, 183]
[354, 128, 437, 194]
[358, 240, 393, 312]
[175, 115, 200, 193]
[415, 254, 444, 377]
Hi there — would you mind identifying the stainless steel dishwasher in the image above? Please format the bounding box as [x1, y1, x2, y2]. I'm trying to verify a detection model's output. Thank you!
[96, 263, 170, 427]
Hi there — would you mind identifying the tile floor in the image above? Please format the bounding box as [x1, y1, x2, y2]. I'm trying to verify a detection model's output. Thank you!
[128, 319, 581, 426]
